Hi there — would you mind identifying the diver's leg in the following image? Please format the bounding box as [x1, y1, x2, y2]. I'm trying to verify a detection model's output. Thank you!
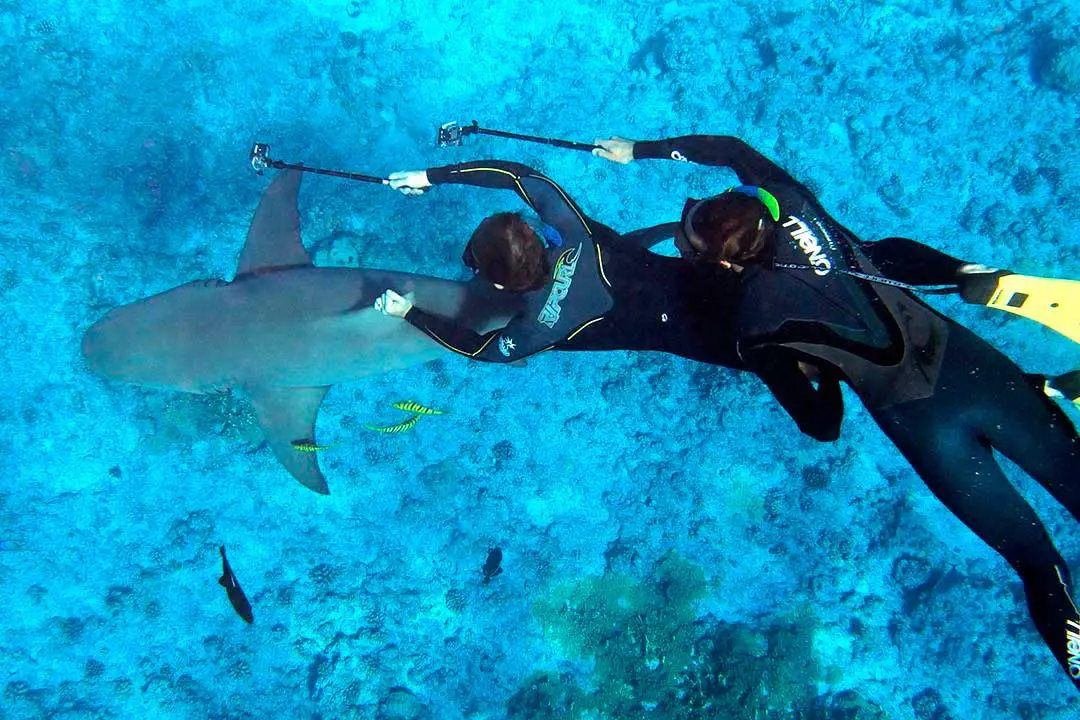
[991, 380, 1080, 518]
[947, 329, 1080, 522]
[859, 236, 968, 285]
[876, 405, 1080, 692]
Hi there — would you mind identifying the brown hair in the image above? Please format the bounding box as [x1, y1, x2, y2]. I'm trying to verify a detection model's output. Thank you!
[466, 213, 549, 291]
[690, 193, 775, 265]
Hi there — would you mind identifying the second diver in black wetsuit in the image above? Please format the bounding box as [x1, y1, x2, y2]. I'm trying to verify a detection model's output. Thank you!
[372, 160, 746, 369]
[594, 133, 1080, 692]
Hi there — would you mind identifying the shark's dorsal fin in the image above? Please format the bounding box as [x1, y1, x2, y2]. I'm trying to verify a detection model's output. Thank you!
[236, 170, 311, 278]
[248, 385, 331, 494]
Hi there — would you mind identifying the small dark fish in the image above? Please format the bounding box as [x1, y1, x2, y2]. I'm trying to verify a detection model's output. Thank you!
[218, 546, 253, 624]
[481, 547, 503, 585]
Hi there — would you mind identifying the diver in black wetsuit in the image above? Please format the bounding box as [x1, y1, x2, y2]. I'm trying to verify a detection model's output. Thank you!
[372, 160, 969, 375]
[595, 133, 1080, 692]
[372, 160, 745, 369]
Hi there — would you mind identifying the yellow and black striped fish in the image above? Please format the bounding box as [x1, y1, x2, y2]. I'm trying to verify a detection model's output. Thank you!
[366, 414, 421, 434]
[391, 401, 447, 416]
[291, 440, 335, 453]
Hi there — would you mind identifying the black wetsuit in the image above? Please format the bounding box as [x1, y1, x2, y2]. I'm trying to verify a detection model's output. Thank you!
[404, 160, 744, 369]
[634, 134, 1080, 691]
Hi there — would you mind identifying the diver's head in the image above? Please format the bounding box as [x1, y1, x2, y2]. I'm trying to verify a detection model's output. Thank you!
[461, 212, 550, 292]
[680, 186, 779, 268]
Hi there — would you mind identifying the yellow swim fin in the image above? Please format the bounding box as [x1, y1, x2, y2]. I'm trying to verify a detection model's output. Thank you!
[961, 271, 1080, 345]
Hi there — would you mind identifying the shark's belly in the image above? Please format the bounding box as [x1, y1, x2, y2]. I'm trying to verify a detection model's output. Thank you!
[229, 311, 446, 387]
[204, 270, 458, 388]
[85, 268, 506, 394]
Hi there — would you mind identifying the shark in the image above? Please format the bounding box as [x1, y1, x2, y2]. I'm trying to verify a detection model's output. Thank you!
[81, 170, 521, 494]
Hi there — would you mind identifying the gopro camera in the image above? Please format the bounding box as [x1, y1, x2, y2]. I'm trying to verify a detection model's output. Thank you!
[436, 120, 479, 147]
[436, 122, 463, 147]
[249, 143, 271, 175]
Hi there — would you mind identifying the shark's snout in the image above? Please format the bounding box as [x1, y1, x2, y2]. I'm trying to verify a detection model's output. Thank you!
[81, 314, 124, 379]
[81, 305, 174, 387]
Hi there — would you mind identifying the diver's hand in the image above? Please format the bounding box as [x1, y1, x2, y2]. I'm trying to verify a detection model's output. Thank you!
[374, 289, 414, 318]
[388, 170, 431, 196]
[592, 137, 636, 164]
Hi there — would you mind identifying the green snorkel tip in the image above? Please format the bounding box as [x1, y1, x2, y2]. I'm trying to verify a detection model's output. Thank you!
[756, 188, 781, 222]
[731, 185, 781, 222]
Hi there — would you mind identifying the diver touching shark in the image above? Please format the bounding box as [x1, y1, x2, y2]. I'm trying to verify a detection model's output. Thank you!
[81, 170, 521, 495]
[365, 133, 1080, 691]
[372, 156, 1075, 409]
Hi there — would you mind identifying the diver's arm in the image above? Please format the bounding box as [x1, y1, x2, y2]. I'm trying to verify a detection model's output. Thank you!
[427, 160, 539, 193]
[403, 307, 550, 364]
[620, 222, 683, 251]
[403, 307, 505, 361]
[747, 349, 843, 442]
[376, 289, 510, 362]
[388, 161, 548, 204]
[631, 135, 802, 188]
[428, 161, 596, 239]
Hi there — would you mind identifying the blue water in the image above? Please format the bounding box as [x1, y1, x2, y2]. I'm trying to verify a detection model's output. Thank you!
[3, 0, 1079, 718]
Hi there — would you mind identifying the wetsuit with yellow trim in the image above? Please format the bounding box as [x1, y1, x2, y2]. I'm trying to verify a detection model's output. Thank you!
[634, 134, 1080, 693]
[404, 160, 746, 369]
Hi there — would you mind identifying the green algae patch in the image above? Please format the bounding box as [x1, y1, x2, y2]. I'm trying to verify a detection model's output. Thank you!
[145, 392, 263, 453]
[530, 551, 707, 716]
[521, 551, 824, 720]
[681, 618, 819, 718]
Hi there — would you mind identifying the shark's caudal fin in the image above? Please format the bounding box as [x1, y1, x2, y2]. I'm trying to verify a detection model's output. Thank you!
[237, 170, 311, 277]
[241, 171, 331, 494]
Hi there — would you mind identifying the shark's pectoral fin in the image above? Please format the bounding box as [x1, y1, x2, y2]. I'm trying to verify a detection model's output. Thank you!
[236, 170, 312, 278]
[248, 385, 331, 495]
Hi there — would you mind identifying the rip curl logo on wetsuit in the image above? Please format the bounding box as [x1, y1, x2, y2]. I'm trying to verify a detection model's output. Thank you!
[783, 215, 833, 276]
[537, 244, 582, 328]
[1066, 619, 1080, 678]
[498, 336, 516, 357]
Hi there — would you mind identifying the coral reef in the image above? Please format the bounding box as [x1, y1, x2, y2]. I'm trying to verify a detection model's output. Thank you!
[524, 551, 838, 719]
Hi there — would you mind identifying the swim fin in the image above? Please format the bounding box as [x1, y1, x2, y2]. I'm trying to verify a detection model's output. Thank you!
[960, 271, 1080, 345]
[1045, 370, 1080, 407]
